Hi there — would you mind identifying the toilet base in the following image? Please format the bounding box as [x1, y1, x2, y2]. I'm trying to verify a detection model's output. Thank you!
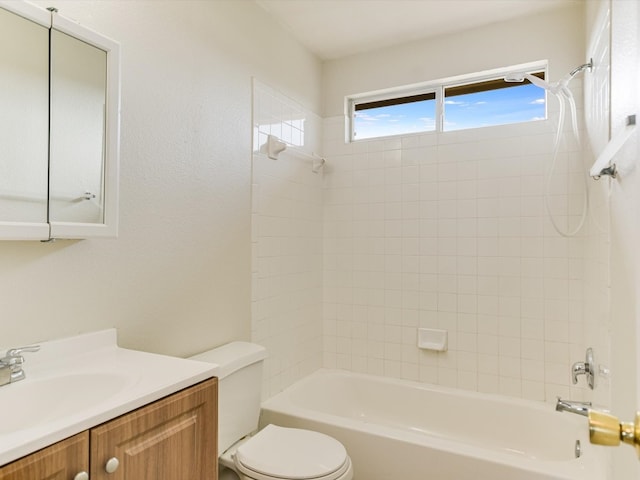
[218, 466, 240, 480]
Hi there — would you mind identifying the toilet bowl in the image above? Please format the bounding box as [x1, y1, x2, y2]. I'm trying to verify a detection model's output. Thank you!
[222, 425, 353, 480]
[190, 342, 354, 480]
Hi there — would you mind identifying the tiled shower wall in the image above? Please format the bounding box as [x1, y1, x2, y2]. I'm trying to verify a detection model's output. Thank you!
[322, 85, 603, 402]
[251, 78, 611, 405]
[251, 80, 324, 398]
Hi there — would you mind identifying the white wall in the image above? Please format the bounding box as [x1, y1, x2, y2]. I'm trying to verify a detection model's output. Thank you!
[321, 4, 597, 402]
[0, 0, 321, 357]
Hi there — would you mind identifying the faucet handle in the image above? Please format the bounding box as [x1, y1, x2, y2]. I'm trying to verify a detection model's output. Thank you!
[4, 345, 40, 358]
[572, 363, 588, 384]
[0, 345, 39, 384]
[571, 347, 595, 390]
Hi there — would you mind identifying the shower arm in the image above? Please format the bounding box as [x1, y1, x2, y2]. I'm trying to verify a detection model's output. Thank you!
[569, 59, 593, 78]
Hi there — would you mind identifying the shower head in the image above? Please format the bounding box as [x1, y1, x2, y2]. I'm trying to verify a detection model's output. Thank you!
[504, 73, 526, 83]
[503, 72, 559, 93]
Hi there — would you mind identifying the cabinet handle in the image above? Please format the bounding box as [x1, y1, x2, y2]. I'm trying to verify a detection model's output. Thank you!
[74, 472, 89, 480]
[105, 457, 120, 474]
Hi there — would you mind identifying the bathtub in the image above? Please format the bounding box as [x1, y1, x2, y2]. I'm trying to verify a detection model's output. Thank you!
[259, 370, 608, 480]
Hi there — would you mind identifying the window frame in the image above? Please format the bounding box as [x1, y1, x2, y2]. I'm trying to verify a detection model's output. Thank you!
[347, 62, 548, 142]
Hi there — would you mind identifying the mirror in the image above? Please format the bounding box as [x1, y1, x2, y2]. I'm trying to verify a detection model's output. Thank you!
[0, 1, 119, 240]
[50, 29, 107, 224]
[0, 6, 49, 237]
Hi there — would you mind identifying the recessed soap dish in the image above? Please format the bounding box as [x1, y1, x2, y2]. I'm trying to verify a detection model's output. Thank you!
[417, 328, 448, 352]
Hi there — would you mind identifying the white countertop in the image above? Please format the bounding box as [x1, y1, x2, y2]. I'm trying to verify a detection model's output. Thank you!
[0, 329, 219, 466]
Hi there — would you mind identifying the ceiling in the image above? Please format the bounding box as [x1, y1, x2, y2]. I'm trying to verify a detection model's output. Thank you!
[255, 0, 582, 60]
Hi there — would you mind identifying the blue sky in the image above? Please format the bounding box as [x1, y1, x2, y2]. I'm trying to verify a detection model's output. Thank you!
[354, 83, 545, 139]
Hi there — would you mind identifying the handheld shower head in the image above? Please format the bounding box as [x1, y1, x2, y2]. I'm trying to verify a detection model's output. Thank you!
[504, 73, 526, 83]
[503, 72, 560, 93]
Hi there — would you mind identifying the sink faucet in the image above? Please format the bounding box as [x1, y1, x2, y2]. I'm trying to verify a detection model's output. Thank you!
[0, 345, 40, 386]
[556, 397, 592, 417]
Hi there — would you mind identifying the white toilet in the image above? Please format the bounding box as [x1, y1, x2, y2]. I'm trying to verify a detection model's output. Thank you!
[191, 342, 354, 480]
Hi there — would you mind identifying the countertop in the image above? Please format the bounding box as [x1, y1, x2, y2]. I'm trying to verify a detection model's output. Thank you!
[0, 329, 219, 466]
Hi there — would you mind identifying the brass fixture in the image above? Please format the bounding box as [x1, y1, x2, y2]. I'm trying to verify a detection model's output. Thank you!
[589, 410, 640, 457]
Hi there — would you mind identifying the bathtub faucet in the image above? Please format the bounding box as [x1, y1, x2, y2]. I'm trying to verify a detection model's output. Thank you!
[555, 397, 591, 417]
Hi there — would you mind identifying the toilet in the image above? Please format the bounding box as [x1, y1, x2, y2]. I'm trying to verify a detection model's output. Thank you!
[191, 342, 354, 480]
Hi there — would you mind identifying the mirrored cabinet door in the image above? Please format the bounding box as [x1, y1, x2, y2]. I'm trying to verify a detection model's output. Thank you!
[49, 29, 107, 225]
[48, 13, 120, 239]
[0, 5, 50, 239]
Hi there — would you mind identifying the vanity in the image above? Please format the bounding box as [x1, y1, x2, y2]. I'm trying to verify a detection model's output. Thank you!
[0, 330, 219, 480]
[0, 1, 120, 241]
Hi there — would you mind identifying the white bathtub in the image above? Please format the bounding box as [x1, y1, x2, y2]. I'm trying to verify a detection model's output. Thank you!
[260, 370, 608, 480]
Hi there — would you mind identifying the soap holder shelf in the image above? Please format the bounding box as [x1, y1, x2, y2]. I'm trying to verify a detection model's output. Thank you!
[417, 328, 448, 352]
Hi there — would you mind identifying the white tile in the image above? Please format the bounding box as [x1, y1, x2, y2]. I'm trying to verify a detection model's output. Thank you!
[315, 88, 596, 398]
[478, 374, 500, 394]
[499, 377, 522, 397]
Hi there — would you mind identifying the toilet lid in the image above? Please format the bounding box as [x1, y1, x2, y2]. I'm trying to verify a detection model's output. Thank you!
[234, 425, 348, 480]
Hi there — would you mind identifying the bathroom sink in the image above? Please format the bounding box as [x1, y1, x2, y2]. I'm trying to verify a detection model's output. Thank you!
[0, 372, 130, 434]
[0, 329, 218, 467]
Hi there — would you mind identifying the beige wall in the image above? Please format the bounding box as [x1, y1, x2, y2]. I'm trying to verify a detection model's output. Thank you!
[0, 0, 321, 357]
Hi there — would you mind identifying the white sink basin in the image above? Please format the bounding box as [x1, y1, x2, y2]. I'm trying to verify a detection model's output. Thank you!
[0, 373, 130, 434]
[0, 329, 218, 467]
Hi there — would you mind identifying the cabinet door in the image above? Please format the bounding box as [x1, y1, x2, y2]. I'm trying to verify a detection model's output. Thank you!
[0, 2, 50, 240]
[91, 378, 217, 480]
[48, 11, 120, 239]
[0, 432, 88, 480]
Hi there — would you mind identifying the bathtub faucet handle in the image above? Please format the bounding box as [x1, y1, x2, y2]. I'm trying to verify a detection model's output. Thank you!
[571, 347, 595, 389]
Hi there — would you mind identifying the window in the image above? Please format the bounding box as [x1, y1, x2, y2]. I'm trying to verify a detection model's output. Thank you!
[353, 92, 436, 140]
[443, 73, 546, 131]
[348, 67, 546, 141]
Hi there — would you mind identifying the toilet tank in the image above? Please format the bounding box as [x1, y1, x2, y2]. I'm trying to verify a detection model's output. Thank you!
[190, 341, 267, 455]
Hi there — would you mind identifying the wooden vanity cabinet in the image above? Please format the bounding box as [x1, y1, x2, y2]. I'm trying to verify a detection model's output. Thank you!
[0, 432, 88, 480]
[0, 378, 217, 480]
[91, 378, 217, 479]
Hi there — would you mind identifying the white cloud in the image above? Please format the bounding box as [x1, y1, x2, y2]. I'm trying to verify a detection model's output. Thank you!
[530, 98, 545, 105]
[357, 113, 379, 122]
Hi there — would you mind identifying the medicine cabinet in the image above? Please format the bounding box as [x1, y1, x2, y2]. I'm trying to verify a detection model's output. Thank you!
[0, 1, 120, 240]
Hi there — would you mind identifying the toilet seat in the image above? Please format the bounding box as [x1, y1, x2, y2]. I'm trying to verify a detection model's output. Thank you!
[233, 425, 352, 480]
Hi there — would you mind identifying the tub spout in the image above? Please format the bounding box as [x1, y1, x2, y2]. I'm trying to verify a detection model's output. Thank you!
[556, 397, 591, 417]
